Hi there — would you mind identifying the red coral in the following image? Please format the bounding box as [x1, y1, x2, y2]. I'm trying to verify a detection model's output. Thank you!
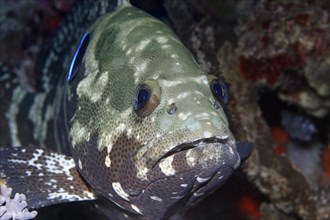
[237, 193, 261, 220]
[237, 0, 329, 86]
[239, 54, 299, 85]
[271, 126, 289, 154]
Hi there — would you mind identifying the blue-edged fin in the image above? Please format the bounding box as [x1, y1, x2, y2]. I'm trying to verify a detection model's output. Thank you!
[236, 141, 254, 160]
[0, 146, 95, 209]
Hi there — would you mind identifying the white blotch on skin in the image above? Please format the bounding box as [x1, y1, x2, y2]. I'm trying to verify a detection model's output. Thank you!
[202, 77, 208, 85]
[126, 48, 132, 55]
[135, 39, 151, 51]
[70, 121, 90, 147]
[186, 150, 197, 167]
[112, 182, 130, 201]
[150, 196, 163, 202]
[44, 152, 76, 181]
[180, 184, 188, 187]
[131, 204, 143, 215]
[203, 131, 212, 138]
[167, 98, 174, 105]
[162, 44, 170, 49]
[78, 159, 83, 170]
[159, 155, 176, 176]
[195, 112, 211, 120]
[133, 61, 148, 83]
[77, 71, 108, 102]
[127, 128, 132, 136]
[181, 117, 201, 131]
[112, 200, 126, 210]
[171, 195, 185, 200]
[177, 91, 191, 100]
[116, 123, 126, 133]
[6, 88, 25, 146]
[229, 147, 234, 155]
[7, 159, 26, 164]
[27, 149, 44, 170]
[47, 190, 95, 201]
[156, 36, 168, 44]
[193, 192, 204, 197]
[178, 112, 191, 121]
[105, 155, 111, 167]
[28, 93, 49, 144]
[196, 176, 211, 183]
[136, 166, 149, 181]
[129, 56, 136, 64]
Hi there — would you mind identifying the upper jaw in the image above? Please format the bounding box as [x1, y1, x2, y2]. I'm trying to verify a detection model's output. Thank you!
[156, 136, 238, 165]
[150, 136, 240, 178]
[157, 136, 232, 161]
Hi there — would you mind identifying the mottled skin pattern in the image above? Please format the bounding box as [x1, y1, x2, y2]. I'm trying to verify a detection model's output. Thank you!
[0, 1, 241, 220]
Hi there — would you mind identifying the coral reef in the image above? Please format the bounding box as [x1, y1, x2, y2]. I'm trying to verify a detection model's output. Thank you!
[281, 111, 316, 142]
[165, 0, 329, 219]
[236, 0, 330, 117]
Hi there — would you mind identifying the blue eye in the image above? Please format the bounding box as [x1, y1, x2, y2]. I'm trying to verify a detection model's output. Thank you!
[133, 85, 151, 114]
[137, 87, 150, 106]
[67, 32, 91, 81]
[132, 80, 161, 118]
[210, 78, 229, 105]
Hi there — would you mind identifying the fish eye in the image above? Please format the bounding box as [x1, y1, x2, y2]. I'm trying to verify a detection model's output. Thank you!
[132, 80, 161, 118]
[209, 75, 229, 105]
[67, 32, 91, 82]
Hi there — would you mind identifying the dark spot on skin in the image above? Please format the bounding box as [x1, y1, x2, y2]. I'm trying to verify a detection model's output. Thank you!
[109, 133, 146, 195]
[73, 133, 108, 191]
[73, 132, 148, 212]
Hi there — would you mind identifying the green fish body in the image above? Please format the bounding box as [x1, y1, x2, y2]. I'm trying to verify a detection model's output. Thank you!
[0, 1, 241, 219]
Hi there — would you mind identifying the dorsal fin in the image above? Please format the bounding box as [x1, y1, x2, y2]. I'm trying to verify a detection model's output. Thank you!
[36, 0, 119, 92]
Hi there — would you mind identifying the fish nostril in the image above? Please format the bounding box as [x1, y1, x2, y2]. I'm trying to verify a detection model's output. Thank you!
[166, 103, 177, 115]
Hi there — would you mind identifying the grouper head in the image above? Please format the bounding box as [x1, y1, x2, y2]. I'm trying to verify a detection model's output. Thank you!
[64, 4, 240, 219]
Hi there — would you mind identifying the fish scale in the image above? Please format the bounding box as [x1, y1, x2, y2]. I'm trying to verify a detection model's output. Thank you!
[0, 1, 245, 219]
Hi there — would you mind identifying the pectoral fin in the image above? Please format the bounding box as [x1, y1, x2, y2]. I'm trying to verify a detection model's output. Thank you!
[236, 141, 254, 160]
[0, 146, 95, 209]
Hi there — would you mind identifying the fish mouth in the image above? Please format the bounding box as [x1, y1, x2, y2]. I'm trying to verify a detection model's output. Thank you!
[149, 136, 240, 181]
[139, 136, 239, 210]
[155, 137, 233, 165]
